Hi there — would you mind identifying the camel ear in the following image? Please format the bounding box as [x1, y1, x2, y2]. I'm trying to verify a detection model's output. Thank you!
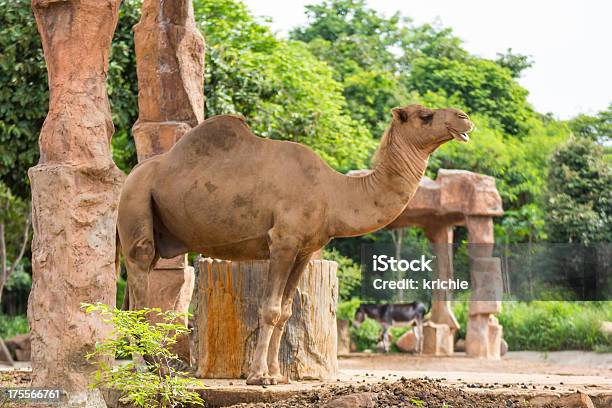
[392, 107, 409, 123]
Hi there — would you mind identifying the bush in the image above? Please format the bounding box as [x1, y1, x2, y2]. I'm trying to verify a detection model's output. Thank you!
[389, 325, 412, 353]
[337, 297, 361, 321]
[350, 317, 382, 351]
[452, 300, 612, 352]
[0, 313, 28, 338]
[83, 303, 204, 408]
[323, 248, 362, 302]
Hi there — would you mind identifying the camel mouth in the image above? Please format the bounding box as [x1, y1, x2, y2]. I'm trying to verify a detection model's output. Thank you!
[448, 127, 470, 143]
[454, 132, 470, 142]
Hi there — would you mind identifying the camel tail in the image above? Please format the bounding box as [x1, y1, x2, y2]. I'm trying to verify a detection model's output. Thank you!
[116, 230, 129, 311]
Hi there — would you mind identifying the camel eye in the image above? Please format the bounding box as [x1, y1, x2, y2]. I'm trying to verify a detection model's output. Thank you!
[418, 109, 434, 123]
[456, 112, 468, 119]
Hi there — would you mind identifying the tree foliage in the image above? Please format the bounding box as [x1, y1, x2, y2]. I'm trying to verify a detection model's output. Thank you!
[0, 181, 31, 302]
[198, 0, 375, 172]
[495, 48, 534, 79]
[0, 0, 47, 198]
[568, 103, 612, 145]
[0, 0, 608, 262]
[406, 56, 534, 136]
[546, 137, 611, 244]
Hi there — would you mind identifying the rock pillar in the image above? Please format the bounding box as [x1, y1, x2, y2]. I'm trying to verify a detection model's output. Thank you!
[465, 216, 503, 359]
[131, 0, 205, 361]
[28, 0, 124, 405]
[423, 224, 459, 356]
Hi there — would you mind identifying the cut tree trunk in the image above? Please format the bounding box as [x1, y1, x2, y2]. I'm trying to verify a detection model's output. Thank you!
[194, 259, 339, 380]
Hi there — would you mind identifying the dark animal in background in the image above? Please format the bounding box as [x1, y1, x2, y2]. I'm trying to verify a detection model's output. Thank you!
[354, 302, 427, 353]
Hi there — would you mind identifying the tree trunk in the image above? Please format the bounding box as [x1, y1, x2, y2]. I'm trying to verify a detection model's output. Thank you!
[194, 259, 339, 380]
[28, 1, 124, 405]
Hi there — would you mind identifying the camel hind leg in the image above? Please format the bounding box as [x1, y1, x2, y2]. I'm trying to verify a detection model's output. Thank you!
[117, 189, 158, 310]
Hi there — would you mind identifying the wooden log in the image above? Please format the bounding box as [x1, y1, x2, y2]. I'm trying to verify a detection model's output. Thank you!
[337, 319, 351, 355]
[194, 258, 339, 380]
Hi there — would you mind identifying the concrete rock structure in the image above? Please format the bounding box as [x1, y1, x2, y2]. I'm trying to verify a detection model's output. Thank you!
[387, 169, 504, 358]
[127, 0, 205, 361]
[28, 0, 124, 405]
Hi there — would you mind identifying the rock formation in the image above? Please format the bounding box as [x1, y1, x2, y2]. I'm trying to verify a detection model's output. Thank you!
[28, 0, 124, 405]
[127, 0, 205, 362]
[387, 169, 504, 357]
[117, 105, 473, 384]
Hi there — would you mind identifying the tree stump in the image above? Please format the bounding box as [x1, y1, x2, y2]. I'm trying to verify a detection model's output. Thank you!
[194, 258, 339, 380]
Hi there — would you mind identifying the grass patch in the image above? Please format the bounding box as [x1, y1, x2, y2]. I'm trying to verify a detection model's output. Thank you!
[453, 301, 612, 352]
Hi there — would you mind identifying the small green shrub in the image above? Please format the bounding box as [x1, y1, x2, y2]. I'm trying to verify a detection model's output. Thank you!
[350, 317, 382, 351]
[323, 248, 362, 301]
[337, 297, 361, 321]
[452, 300, 468, 341]
[82, 303, 204, 408]
[0, 313, 28, 338]
[452, 300, 612, 352]
[389, 325, 412, 352]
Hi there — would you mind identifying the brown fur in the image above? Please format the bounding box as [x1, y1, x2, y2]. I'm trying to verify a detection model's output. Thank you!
[117, 104, 473, 384]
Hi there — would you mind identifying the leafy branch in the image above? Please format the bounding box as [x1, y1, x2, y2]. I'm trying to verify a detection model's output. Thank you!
[82, 303, 204, 408]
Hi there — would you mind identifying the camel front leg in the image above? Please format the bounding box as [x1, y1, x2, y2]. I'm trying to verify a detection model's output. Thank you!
[246, 232, 299, 385]
[267, 252, 312, 384]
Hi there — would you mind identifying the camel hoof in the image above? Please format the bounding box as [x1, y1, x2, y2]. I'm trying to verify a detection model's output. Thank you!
[246, 373, 275, 386]
[269, 373, 290, 384]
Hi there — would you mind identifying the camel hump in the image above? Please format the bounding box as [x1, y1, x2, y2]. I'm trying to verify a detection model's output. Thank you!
[176, 114, 257, 155]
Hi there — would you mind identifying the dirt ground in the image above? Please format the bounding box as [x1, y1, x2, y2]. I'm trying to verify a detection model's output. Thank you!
[1, 352, 610, 407]
[218, 352, 612, 407]
[229, 377, 527, 407]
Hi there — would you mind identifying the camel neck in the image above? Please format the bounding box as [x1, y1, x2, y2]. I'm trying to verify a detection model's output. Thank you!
[329, 131, 429, 238]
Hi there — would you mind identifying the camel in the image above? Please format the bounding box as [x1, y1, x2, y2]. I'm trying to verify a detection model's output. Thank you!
[117, 104, 473, 385]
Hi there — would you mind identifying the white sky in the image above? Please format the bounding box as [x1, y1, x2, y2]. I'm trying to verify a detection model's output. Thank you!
[241, 0, 612, 120]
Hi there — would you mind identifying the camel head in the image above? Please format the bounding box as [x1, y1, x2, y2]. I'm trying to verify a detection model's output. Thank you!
[391, 104, 473, 153]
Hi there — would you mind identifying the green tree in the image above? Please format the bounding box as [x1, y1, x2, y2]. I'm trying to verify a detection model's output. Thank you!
[291, 0, 401, 76]
[397, 20, 469, 64]
[107, 0, 142, 172]
[0, 181, 30, 303]
[495, 48, 533, 79]
[0, 0, 48, 198]
[291, 0, 408, 135]
[567, 103, 612, 144]
[1, 0, 377, 190]
[546, 137, 611, 244]
[406, 56, 534, 136]
[198, 0, 376, 171]
[0, 0, 142, 191]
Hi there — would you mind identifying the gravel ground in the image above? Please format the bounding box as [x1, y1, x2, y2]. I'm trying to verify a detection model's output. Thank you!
[228, 377, 532, 408]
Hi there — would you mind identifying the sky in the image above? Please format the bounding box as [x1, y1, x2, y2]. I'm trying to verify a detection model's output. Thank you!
[241, 0, 611, 120]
